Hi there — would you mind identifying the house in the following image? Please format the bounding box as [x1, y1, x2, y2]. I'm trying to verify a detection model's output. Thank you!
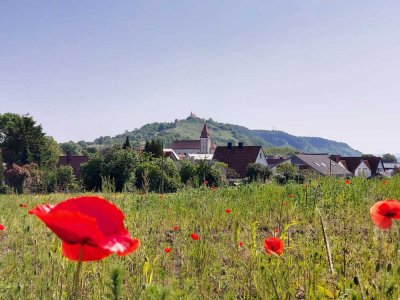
[266, 157, 291, 173]
[212, 143, 268, 178]
[171, 123, 217, 156]
[58, 152, 89, 180]
[162, 149, 181, 161]
[187, 153, 214, 161]
[383, 162, 400, 175]
[332, 156, 385, 178]
[290, 154, 352, 176]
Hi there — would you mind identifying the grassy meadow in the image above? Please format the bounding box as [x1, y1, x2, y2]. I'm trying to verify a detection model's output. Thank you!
[1, 177, 400, 299]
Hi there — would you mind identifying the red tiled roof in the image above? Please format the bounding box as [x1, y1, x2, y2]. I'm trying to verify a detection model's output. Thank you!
[171, 140, 200, 150]
[213, 146, 262, 178]
[200, 123, 210, 138]
[58, 155, 89, 179]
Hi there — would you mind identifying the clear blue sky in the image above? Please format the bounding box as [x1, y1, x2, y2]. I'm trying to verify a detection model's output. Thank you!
[1, 1, 399, 154]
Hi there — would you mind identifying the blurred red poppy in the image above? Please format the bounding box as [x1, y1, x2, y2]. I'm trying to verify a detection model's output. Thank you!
[264, 237, 284, 256]
[173, 225, 179, 231]
[203, 180, 208, 185]
[164, 247, 171, 253]
[283, 201, 288, 206]
[211, 186, 216, 191]
[274, 227, 279, 234]
[19, 204, 27, 208]
[0, 224, 5, 231]
[225, 209, 231, 213]
[382, 180, 388, 186]
[29, 196, 140, 261]
[190, 233, 200, 240]
[238, 241, 244, 247]
[370, 199, 400, 229]
[288, 194, 294, 198]
[344, 179, 351, 185]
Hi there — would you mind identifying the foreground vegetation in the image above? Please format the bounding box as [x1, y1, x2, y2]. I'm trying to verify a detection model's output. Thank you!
[1, 177, 400, 299]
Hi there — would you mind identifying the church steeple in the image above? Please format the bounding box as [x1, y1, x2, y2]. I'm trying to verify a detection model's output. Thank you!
[200, 123, 210, 138]
[200, 123, 211, 153]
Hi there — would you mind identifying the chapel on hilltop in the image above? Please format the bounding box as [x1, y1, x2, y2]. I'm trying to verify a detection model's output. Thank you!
[170, 123, 216, 156]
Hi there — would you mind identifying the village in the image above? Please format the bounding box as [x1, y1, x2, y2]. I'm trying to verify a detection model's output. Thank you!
[59, 123, 399, 185]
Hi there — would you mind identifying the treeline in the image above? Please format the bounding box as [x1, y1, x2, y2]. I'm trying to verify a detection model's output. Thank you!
[0, 114, 231, 194]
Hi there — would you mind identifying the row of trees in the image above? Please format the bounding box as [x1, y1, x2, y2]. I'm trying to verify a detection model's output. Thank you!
[79, 144, 228, 193]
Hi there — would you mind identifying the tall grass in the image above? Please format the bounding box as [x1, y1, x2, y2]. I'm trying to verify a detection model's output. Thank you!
[0, 176, 399, 299]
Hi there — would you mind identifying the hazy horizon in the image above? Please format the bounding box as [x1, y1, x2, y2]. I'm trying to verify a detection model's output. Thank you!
[1, 1, 399, 153]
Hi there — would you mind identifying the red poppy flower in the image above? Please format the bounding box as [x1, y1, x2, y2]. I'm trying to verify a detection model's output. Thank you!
[225, 209, 231, 214]
[344, 179, 351, 185]
[172, 225, 179, 231]
[203, 180, 208, 185]
[19, 204, 28, 208]
[370, 199, 400, 229]
[0, 224, 5, 231]
[382, 180, 388, 186]
[29, 196, 140, 261]
[264, 237, 284, 256]
[238, 241, 244, 247]
[190, 233, 200, 240]
[288, 194, 294, 198]
[274, 227, 279, 234]
[164, 247, 171, 253]
[211, 186, 216, 191]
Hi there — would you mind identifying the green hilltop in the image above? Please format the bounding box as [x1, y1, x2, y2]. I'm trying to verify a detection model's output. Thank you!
[88, 115, 361, 156]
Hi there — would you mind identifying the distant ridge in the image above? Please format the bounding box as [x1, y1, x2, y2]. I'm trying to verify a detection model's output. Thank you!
[88, 114, 361, 156]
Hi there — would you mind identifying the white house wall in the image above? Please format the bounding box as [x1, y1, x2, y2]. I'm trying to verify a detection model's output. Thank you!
[255, 149, 268, 166]
[173, 148, 201, 155]
[355, 161, 371, 177]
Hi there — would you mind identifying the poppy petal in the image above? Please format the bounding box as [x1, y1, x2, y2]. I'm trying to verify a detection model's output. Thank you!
[101, 235, 140, 256]
[30, 209, 105, 245]
[264, 237, 284, 256]
[62, 242, 111, 261]
[50, 196, 126, 236]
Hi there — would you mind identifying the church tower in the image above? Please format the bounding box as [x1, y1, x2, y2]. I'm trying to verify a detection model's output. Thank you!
[200, 123, 211, 154]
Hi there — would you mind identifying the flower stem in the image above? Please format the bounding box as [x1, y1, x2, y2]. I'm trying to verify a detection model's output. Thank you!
[71, 245, 83, 300]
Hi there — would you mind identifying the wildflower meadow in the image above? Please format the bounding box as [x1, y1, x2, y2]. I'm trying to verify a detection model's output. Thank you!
[1, 176, 400, 299]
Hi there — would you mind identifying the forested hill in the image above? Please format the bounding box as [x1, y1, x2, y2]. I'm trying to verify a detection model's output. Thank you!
[81, 115, 361, 156]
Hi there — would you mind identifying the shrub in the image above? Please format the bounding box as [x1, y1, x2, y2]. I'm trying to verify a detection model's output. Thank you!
[246, 163, 272, 183]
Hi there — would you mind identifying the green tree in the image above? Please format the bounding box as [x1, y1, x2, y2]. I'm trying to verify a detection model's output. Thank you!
[56, 165, 77, 192]
[0, 113, 46, 165]
[275, 163, 304, 185]
[40, 136, 61, 169]
[0, 150, 3, 185]
[135, 157, 180, 193]
[246, 163, 272, 182]
[81, 147, 137, 192]
[144, 140, 163, 158]
[60, 141, 82, 155]
[179, 160, 199, 186]
[80, 154, 104, 191]
[103, 147, 137, 191]
[122, 136, 131, 149]
[382, 153, 398, 163]
[196, 160, 223, 187]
